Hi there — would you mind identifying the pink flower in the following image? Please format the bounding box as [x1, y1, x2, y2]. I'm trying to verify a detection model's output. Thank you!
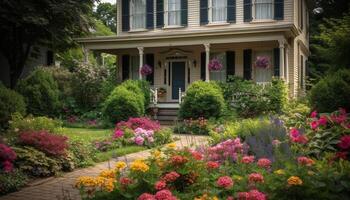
[331, 109, 347, 124]
[191, 151, 203, 160]
[227, 197, 234, 200]
[248, 190, 267, 200]
[120, 177, 133, 186]
[2, 160, 14, 172]
[248, 173, 264, 184]
[338, 135, 350, 150]
[114, 129, 124, 138]
[217, 176, 234, 189]
[289, 128, 300, 138]
[272, 139, 281, 146]
[135, 136, 145, 146]
[154, 181, 167, 191]
[162, 171, 180, 182]
[310, 120, 319, 130]
[138, 193, 156, 200]
[292, 135, 308, 144]
[237, 192, 250, 200]
[155, 189, 177, 200]
[318, 116, 328, 126]
[208, 58, 223, 71]
[241, 156, 255, 164]
[257, 158, 271, 169]
[310, 111, 318, 118]
[297, 156, 315, 166]
[140, 64, 153, 76]
[255, 56, 270, 69]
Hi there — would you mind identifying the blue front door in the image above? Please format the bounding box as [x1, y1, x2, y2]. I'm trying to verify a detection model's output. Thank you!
[172, 62, 186, 100]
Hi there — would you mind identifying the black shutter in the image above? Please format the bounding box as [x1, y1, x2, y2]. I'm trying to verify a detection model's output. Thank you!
[201, 52, 206, 80]
[243, 0, 252, 22]
[122, 55, 130, 81]
[274, 0, 284, 20]
[122, 0, 130, 32]
[200, 0, 208, 25]
[243, 49, 252, 80]
[145, 54, 154, 85]
[227, 0, 236, 23]
[181, 0, 188, 26]
[146, 0, 154, 29]
[156, 0, 164, 28]
[226, 51, 235, 81]
[274, 48, 280, 77]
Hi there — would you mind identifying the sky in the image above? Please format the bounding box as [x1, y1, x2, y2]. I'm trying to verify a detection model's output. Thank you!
[99, 0, 115, 4]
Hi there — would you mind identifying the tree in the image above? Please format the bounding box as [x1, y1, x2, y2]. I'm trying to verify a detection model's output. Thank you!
[0, 0, 96, 88]
[94, 3, 117, 33]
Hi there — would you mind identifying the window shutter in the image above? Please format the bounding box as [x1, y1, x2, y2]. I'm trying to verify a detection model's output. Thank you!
[122, 0, 130, 32]
[243, 0, 252, 22]
[274, 0, 284, 20]
[146, 0, 154, 29]
[274, 48, 280, 77]
[226, 51, 235, 81]
[201, 52, 206, 80]
[145, 54, 154, 85]
[122, 55, 130, 80]
[200, 0, 208, 25]
[243, 49, 252, 80]
[227, 0, 236, 23]
[181, 0, 188, 26]
[156, 0, 164, 28]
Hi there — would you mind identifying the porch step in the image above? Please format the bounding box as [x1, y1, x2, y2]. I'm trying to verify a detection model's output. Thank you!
[158, 109, 179, 116]
[155, 107, 179, 125]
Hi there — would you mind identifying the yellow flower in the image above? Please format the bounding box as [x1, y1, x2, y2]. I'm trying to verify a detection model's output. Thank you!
[130, 159, 149, 173]
[152, 150, 162, 158]
[99, 169, 116, 179]
[287, 176, 303, 186]
[274, 169, 285, 175]
[194, 194, 218, 200]
[94, 177, 105, 187]
[75, 176, 96, 188]
[115, 161, 127, 171]
[103, 178, 115, 192]
[166, 142, 176, 149]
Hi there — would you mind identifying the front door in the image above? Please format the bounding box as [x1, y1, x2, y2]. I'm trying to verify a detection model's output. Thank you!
[171, 61, 186, 100]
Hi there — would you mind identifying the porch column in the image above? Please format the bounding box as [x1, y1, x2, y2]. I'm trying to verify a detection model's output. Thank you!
[285, 46, 289, 83]
[278, 40, 285, 79]
[137, 47, 144, 80]
[204, 43, 210, 82]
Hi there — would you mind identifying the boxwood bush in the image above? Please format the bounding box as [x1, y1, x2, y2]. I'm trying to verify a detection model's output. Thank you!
[179, 81, 225, 119]
[309, 69, 350, 112]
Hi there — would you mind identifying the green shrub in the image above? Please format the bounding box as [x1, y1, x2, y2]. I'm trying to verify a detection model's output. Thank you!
[179, 81, 225, 119]
[16, 68, 60, 116]
[68, 140, 95, 168]
[153, 128, 173, 146]
[12, 146, 61, 177]
[8, 113, 62, 134]
[120, 80, 146, 111]
[309, 69, 350, 112]
[42, 66, 74, 99]
[103, 86, 145, 123]
[265, 78, 288, 113]
[0, 170, 28, 195]
[174, 118, 213, 135]
[0, 84, 26, 128]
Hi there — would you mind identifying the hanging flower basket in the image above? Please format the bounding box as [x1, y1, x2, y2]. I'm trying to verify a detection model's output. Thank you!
[255, 56, 270, 69]
[141, 64, 152, 76]
[208, 58, 223, 71]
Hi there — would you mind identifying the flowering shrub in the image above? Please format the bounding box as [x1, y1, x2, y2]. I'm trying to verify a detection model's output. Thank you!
[208, 58, 223, 71]
[174, 117, 212, 135]
[0, 143, 16, 173]
[255, 56, 270, 69]
[19, 131, 68, 157]
[140, 64, 153, 76]
[116, 117, 161, 132]
[204, 138, 245, 163]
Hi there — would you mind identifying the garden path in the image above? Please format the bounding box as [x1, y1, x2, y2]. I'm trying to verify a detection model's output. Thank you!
[0, 134, 208, 200]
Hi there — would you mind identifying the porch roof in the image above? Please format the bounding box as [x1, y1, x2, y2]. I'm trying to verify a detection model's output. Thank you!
[77, 23, 298, 52]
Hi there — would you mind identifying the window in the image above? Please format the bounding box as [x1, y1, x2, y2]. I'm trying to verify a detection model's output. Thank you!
[210, 52, 227, 82]
[211, 0, 227, 22]
[168, 0, 181, 26]
[130, 0, 146, 30]
[255, 0, 273, 20]
[254, 50, 272, 83]
[130, 56, 140, 80]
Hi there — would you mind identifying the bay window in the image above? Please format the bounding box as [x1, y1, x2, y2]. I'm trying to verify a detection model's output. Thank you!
[168, 0, 181, 26]
[211, 0, 227, 23]
[255, 0, 273, 20]
[130, 0, 146, 30]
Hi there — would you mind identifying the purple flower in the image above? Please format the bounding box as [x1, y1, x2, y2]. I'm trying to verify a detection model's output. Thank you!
[140, 64, 152, 76]
[135, 136, 145, 145]
[255, 56, 270, 69]
[208, 58, 223, 71]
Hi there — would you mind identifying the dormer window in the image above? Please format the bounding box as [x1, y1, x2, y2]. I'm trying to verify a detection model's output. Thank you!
[167, 0, 181, 26]
[254, 0, 273, 20]
[130, 0, 146, 30]
[211, 0, 227, 23]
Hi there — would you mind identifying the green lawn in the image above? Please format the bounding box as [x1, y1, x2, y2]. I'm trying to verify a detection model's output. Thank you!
[59, 127, 146, 162]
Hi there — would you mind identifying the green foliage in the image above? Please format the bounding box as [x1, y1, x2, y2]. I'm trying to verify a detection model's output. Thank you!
[265, 78, 288, 114]
[12, 146, 61, 177]
[16, 68, 60, 116]
[8, 113, 62, 134]
[153, 128, 174, 146]
[309, 69, 350, 112]
[0, 84, 26, 128]
[174, 118, 213, 135]
[0, 170, 28, 195]
[94, 2, 116, 32]
[281, 100, 311, 128]
[179, 81, 225, 119]
[42, 66, 74, 99]
[92, 19, 115, 36]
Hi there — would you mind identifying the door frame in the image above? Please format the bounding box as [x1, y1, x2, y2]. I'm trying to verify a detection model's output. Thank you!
[167, 59, 188, 102]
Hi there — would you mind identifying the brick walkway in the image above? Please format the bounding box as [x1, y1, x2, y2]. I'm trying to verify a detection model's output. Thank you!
[1, 135, 208, 200]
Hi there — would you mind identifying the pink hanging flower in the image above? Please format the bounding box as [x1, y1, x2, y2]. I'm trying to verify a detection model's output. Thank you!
[338, 135, 350, 150]
[208, 58, 223, 71]
[141, 64, 153, 76]
[310, 110, 318, 118]
[217, 176, 234, 189]
[257, 158, 271, 169]
[255, 56, 270, 69]
[241, 156, 255, 164]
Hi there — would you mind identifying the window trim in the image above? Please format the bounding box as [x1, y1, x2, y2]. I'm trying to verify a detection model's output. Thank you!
[129, 0, 147, 30]
[164, 0, 183, 28]
[252, 0, 275, 22]
[208, 0, 228, 24]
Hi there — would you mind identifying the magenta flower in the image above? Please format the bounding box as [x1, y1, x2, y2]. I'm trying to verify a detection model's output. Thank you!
[135, 136, 145, 146]
[310, 110, 318, 118]
[338, 135, 350, 150]
[114, 130, 124, 138]
[310, 120, 319, 130]
[255, 56, 270, 69]
[289, 128, 300, 138]
[318, 115, 328, 126]
[217, 176, 234, 189]
[208, 58, 223, 71]
[257, 158, 271, 169]
[141, 64, 152, 76]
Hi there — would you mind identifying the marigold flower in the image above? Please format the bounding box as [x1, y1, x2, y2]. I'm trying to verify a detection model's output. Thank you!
[103, 178, 115, 192]
[152, 150, 161, 158]
[241, 156, 255, 164]
[166, 143, 176, 149]
[130, 159, 149, 173]
[257, 158, 271, 169]
[115, 161, 127, 171]
[75, 176, 97, 188]
[297, 156, 315, 166]
[217, 176, 234, 189]
[154, 180, 167, 190]
[99, 169, 116, 179]
[248, 173, 264, 184]
[287, 176, 303, 186]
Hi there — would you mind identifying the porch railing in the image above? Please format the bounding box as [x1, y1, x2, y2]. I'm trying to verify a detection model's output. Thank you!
[150, 88, 158, 104]
[179, 88, 185, 104]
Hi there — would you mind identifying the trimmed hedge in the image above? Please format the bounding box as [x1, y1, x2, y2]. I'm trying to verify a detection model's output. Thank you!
[179, 81, 225, 119]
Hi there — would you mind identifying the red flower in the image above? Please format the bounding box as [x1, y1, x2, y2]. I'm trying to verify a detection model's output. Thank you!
[257, 158, 271, 169]
[241, 156, 255, 164]
[154, 180, 167, 190]
[248, 173, 264, 184]
[191, 151, 203, 160]
[335, 152, 348, 160]
[217, 176, 234, 189]
[206, 161, 220, 169]
[138, 193, 156, 200]
[318, 115, 328, 126]
[237, 192, 250, 200]
[291, 135, 308, 144]
[338, 135, 350, 150]
[120, 177, 133, 186]
[297, 156, 315, 166]
[227, 197, 234, 200]
[170, 155, 188, 165]
[2, 160, 14, 172]
[162, 171, 180, 182]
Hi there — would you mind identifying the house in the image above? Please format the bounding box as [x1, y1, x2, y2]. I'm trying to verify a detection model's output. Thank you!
[77, 0, 309, 109]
